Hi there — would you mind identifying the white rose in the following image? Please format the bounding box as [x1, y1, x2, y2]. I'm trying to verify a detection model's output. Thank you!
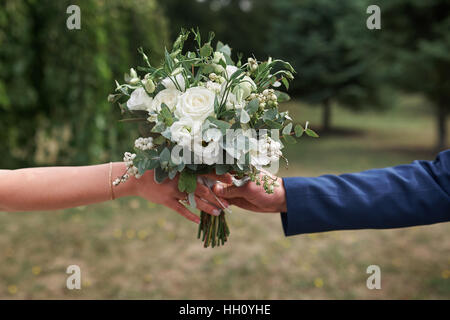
[127, 87, 153, 111]
[161, 73, 186, 91]
[175, 87, 215, 122]
[152, 88, 181, 112]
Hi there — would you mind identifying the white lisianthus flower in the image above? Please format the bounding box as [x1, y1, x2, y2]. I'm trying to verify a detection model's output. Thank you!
[152, 88, 182, 112]
[225, 65, 239, 78]
[234, 76, 256, 99]
[213, 51, 226, 65]
[161, 73, 186, 91]
[170, 118, 201, 149]
[128, 68, 140, 85]
[175, 87, 215, 122]
[225, 65, 256, 99]
[225, 92, 244, 110]
[127, 87, 153, 111]
[143, 78, 155, 93]
[193, 128, 222, 165]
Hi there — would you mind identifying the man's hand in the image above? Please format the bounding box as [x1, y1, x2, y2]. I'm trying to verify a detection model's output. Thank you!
[212, 177, 287, 213]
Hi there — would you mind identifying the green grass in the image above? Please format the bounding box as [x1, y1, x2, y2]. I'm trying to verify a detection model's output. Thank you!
[0, 95, 449, 299]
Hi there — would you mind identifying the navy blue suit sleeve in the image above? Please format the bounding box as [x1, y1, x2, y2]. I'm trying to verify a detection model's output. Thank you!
[281, 150, 450, 236]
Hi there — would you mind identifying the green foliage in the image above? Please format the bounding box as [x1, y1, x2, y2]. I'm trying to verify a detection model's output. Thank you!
[379, 0, 450, 149]
[0, 0, 168, 168]
[268, 0, 386, 114]
[178, 170, 197, 193]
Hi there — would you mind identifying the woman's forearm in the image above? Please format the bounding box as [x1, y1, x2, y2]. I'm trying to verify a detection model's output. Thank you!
[0, 162, 137, 212]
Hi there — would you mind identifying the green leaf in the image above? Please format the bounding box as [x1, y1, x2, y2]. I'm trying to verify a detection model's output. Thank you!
[294, 124, 304, 137]
[154, 167, 168, 184]
[263, 108, 277, 121]
[151, 122, 165, 133]
[136, 158, 150, 176]
[159, 103, 174, 126]
[305, 128, 319, 138]
[240, 109, 250, 124]
[168, 168, 178, 180]
[281, 78, 290, 90]
[207, 116, 231, 133]
[215, 164, 230, 175]
[264, 119, 282, 129]
[178, 170, 197, 193]
[164, 48, 174, 71]
[245, 99, 259, 115]
[153, 135, 166, 145]
[282, 122, 293, 135]
[160, 147, 171, 168]
[200, 43, 213, 57]
[216, 41, 231, 56]
[213, 95, 221, 115]
[274, 90, 291, 102]
[283, 134, 297, 144]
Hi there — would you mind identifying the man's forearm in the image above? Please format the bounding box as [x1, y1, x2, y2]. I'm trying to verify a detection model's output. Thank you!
[281, 150, 450, 236]
[0, 163, 137, 212]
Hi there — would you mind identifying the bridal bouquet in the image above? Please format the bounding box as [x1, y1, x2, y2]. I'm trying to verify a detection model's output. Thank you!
[109, 29, 317, 248]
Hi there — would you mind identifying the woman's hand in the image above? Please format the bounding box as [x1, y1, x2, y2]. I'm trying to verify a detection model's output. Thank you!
[132, 170, 233, 224]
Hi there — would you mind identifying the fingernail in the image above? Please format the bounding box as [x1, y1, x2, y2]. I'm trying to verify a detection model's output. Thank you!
[215, 185, 223, 195]
[212, 209, 220, 216]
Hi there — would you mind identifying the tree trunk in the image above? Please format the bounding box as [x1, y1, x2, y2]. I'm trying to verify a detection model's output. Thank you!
[436, 104, 447, 151]
[322, 99, 332, 132]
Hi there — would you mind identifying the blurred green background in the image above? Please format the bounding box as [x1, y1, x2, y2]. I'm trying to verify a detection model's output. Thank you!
[0, 0, 449, 299]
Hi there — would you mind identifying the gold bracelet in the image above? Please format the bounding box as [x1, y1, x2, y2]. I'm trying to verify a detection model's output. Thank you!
[109, 162, 116, 200]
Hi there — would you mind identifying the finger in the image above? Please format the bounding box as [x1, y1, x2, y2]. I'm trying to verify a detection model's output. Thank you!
[212, 183, 244, 199]
[195, 184, 230, 209]
[168, 200, 200, 224]
[174, 191, 188, 201]
[201, 172, 233, 184]
[195, 196, 221, 216]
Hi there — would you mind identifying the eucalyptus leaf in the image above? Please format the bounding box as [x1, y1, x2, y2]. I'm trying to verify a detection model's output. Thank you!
[160, 147, 171, 167]
[245, 99, 259, 115]
[282, 122, 293, 135]
[283, 134, 297, 144]
[264, 119, 282, 129]
[274, 90, 291, 102]
[240, 109, 250, 124]
[154, 167, 168, 184]
[294, 124, 304, 137]
[305, 128, 319, 138]
[178, 170, 197, 193]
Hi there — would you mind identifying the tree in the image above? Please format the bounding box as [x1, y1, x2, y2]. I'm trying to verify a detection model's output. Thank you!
[0, 0, 168, 168]
[269, 0, 385, 131]
[380, 0, 450, 151]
